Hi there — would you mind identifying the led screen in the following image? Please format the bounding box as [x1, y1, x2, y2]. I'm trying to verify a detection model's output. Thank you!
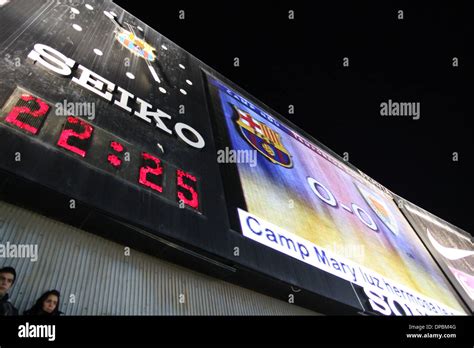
[206, 74, 468, 315]
[399, 199, 474, 312]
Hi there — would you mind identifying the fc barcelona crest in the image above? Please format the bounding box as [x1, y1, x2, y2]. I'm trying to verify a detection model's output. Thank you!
[116, 29, 156, 62]
[103, 9, 157, 63]
[233, 106, 292, 168]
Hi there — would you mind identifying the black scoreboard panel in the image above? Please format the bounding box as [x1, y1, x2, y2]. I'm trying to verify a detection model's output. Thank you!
[0, 1, 219, 251]
[0, 0, 386, 314]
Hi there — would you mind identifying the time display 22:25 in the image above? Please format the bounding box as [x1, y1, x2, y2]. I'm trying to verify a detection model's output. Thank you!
[0, 87, 200, 212]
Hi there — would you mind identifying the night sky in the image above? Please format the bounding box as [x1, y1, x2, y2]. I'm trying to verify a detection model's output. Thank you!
[115, 1, 473, 235]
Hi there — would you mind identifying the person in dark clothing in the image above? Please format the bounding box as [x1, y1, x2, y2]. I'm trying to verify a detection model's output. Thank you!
[0, 266, 19, 316]
[24, 290, 63, 316]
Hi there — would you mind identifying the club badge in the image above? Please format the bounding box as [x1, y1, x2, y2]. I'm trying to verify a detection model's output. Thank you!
[356, 183, 399, 235]
[233, 105, 292, 168]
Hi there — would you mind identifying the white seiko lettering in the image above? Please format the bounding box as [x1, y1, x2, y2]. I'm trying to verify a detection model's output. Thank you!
[27, 43, 206, 150]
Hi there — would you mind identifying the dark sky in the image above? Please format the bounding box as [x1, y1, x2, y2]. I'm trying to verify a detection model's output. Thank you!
[115, 1, 473, 234]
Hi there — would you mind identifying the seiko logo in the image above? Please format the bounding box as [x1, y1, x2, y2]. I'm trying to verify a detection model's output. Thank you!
[27, 44, 205, 150]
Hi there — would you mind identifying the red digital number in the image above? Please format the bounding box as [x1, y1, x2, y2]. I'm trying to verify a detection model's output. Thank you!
[57, 116, 94, 157]
[108, 141, 124, 168]
[139, 152, 164, 193]
[176, 169, 199, 210]
[5, 94, 49, 134]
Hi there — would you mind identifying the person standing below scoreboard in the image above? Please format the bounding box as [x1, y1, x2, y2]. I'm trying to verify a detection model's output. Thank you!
[0, 266, 19, 316]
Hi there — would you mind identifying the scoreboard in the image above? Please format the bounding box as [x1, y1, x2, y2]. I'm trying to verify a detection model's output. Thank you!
[2, 81, 200, 212]
[0, 0, 471, 315]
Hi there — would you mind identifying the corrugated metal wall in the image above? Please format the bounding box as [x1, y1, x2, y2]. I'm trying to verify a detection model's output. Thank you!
[0, 200, 317, 315]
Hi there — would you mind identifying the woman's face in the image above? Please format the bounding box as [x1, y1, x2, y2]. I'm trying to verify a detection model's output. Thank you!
[42, 294, 58, 313]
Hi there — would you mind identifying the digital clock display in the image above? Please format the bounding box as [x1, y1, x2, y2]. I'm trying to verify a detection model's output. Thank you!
[0, 87, 200, 212]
